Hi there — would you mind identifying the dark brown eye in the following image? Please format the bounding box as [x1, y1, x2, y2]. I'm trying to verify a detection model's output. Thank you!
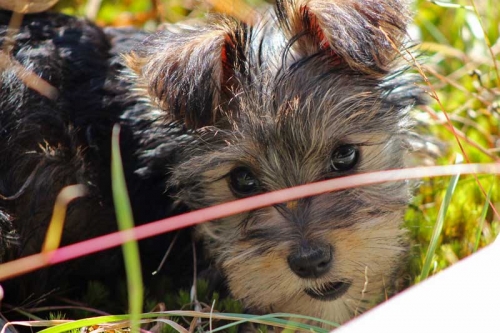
[229, 167, 260, 196]
[330, 145, 359, 172]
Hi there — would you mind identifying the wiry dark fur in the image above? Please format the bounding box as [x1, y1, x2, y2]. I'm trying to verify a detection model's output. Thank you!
[1, 0, 424, 325]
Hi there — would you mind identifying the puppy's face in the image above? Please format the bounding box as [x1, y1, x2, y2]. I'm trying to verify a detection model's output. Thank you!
[126, 0, 421, 324]
[169, 82, 411, 324]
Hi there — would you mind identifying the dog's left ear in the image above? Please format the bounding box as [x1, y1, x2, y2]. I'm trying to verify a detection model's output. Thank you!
[276, 0, 411, 74]
[125, 16, 247, 129]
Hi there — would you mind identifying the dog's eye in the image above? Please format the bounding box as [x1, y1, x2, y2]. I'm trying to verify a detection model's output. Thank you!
[229, 167, 261, 196]
[330, 145, 359, 172]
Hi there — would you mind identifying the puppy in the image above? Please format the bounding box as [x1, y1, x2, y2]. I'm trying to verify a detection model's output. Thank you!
[0, 0, 424, 325]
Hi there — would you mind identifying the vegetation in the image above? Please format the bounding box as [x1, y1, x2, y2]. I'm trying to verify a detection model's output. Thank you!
[405, 0, 499, 284]
[1, 0, 499, 332]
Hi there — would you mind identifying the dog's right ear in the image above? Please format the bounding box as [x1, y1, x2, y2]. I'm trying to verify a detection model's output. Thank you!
[124, 16, 247, 129]
[276, 0, 411, 74]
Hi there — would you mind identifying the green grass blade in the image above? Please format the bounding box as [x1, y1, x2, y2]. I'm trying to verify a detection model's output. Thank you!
[211, 313, 335, 332]
[217, 312, 338, 328]
[38, 312, 333, 333]
[39, 315, 133, 333]
[419, 155, 462, 281]
[111, 124, 143, 333]
[429, 1, 473, 10]
[473, 185, 493, 252]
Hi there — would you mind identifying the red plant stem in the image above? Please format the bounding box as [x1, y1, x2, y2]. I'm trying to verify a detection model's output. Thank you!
[0, 163, 499, 281]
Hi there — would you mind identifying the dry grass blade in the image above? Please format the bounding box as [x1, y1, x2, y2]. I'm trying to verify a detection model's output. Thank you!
[149, 319, 188, 333]
[85, 0, 102, 21]
[0, 53, 59, 100]
[24, 306, 110, 316]
[473, 186, 493, 253]
[42, 185, 88, 252]
[429, 0, 473, 10]
[1, 320, 70, 333]
[0, 6, 59, 99]
[468, 0, 500, 87]
[0, 0, 59, 13]
[420, 105, 497, 159]
[0, 163, 499, 282]
[90, 318, 188, 333]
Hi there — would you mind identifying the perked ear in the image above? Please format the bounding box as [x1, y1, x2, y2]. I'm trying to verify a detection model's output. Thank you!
[276, 0, 411, 74]
[124, 15, 247, 129]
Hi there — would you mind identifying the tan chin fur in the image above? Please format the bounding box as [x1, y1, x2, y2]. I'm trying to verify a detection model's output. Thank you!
[219, 211, 406, 325]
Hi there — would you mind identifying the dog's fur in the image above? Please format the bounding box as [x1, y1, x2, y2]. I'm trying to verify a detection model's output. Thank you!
[0, 0, 424, 325]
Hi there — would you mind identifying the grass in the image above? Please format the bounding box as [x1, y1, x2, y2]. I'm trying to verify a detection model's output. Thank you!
[1, 0, 499, 332]
[111, 124, 143, 333]
[404, 0, 500, 284]
[33, 312, 336, 333]
[419, 155, 462, 281]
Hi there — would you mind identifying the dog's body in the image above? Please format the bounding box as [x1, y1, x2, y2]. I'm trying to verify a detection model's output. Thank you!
[1, 0, 424, 325]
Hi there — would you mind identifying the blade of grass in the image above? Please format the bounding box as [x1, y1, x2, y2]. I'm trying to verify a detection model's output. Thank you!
[473, 185, 493, 252]
[430, 1, 473, 10]
[38, 311, 332, 333]
[211, 313, 336, 332]
[402, 23, 500, 222]
[469, 0, 500, 87]
[111, 124, 143, 333]
[0, 0, 59, 13]
[85, 0, 102, 20]
[1, 163, 500, 281]
[42, 185, 87, 252]
[39, 315, 130, 333]
[137, 318, 188, 333]
[1, 320, 70, 333]
[419, 155, 463, 281]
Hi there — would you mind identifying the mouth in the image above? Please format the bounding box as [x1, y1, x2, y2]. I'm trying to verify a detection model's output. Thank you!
[304, 281, 351, 301]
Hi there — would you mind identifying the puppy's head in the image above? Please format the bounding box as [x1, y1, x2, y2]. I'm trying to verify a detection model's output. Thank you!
[126, 0, 421, 324]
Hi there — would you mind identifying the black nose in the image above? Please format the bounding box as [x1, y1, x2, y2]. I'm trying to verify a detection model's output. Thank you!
[287, 244, 333, 278]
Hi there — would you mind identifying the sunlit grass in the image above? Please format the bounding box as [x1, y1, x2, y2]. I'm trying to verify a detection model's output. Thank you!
[1, 0, 499, 332]
[111, 124, 143, 333]
[29, 312, 336, 333]
[404, 0, 500, 285]
[419, 155, 462, 281]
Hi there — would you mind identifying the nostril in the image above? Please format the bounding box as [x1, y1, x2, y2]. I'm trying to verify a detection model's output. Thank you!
[318, 260, 329, 269]
[287, 244, 333, 278]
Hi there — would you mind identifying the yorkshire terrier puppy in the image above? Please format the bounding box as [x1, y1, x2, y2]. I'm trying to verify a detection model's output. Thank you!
[0, 0, 424, 325]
